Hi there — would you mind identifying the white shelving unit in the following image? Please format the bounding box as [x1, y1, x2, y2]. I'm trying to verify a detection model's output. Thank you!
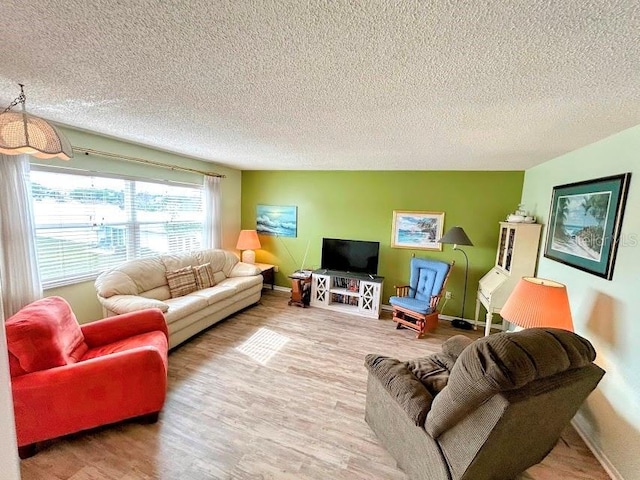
[310, 270, 383, 319]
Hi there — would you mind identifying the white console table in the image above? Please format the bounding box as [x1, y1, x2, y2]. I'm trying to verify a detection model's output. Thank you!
[310, 270, 383, 319]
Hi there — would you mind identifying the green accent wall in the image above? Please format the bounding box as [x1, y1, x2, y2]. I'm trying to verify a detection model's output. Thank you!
[242, 171, 524, 319]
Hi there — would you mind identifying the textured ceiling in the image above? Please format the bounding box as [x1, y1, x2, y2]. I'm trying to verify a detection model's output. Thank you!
[1, 1, 639, 171]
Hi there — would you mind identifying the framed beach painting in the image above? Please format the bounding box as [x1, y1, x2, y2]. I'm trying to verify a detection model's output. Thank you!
[391, 211, 445, 251]
[256, 204, 297, 237]
[544, 173, 631, 280]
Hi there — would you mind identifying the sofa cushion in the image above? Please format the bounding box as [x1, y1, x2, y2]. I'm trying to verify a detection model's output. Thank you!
[217, 275, 263, 291]
[139, 285, 171, 301]
[163, 295, 209, 324]
[193, 263, 216, 289]
[195, 249, 239, 277]
[5, 296, 89, 374]
[96, 256, 167, 297]
[166, 266, 198, 298]
[365, 354, 434, 426]
[190, 285, 237, 305]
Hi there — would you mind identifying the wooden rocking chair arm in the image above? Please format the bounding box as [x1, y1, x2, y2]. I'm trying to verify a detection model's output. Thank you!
[394, 285, 413, 297]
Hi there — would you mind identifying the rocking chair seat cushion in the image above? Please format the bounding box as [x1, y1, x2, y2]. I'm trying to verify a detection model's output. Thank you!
[389, 296, 435, 315]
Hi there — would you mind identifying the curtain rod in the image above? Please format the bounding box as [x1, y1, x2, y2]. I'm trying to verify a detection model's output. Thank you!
[72, 147, 226, 178]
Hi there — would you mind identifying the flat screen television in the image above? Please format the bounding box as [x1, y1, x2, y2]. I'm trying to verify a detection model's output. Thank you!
[321, 238, 380, 275]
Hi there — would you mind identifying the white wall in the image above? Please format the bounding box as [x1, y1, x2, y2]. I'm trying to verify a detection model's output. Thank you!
[0, 291, 21, 479]
[521, 124, 640, 479]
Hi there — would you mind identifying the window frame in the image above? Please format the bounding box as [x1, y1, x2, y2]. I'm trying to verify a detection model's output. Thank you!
[30, 164, 205, 289]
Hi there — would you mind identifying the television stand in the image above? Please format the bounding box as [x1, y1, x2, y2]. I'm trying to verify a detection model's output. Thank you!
[310, 269, 384, 319]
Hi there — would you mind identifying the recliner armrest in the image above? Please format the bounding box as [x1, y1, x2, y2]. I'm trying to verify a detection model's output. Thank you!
[81, 309, 168, 347]
[365, 354, 434, 426]
[441, 335, 474, 363]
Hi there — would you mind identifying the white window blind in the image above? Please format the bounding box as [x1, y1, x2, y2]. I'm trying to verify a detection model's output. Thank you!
[31, 168, 204, 288]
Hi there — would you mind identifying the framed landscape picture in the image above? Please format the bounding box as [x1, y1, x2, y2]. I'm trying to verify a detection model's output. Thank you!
[391, 210, 445, 251]
[544, 173, 631, 280]
[256, 204, 297, 237]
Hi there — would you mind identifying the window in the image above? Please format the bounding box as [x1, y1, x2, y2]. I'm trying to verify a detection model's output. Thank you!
[31, 167, 204, 288]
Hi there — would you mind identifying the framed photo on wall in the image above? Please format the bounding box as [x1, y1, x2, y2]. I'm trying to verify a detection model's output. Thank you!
[256, 204, 297, 237]
[544, 173, 631, 280]
[391, 210, 445, 251]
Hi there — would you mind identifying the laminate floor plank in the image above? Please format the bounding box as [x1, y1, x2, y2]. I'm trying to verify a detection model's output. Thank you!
[20, 291, 610, 479]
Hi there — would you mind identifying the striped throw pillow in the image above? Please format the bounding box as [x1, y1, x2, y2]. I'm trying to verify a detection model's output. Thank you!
[193, 263, 216, 290]
[166, 266, 197, 298]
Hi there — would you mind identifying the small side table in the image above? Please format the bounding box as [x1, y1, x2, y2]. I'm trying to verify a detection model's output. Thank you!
[255, 263, 275, 290]
[288, 273, 312, 307]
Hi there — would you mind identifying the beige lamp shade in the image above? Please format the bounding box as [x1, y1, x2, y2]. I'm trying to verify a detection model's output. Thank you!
[500, 277, 574, 331]
[236, 230, 261, 264]
[0, 85, 73, 160]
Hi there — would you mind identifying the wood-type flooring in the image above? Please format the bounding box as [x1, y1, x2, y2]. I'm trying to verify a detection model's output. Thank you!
[20, 290, 610, 479]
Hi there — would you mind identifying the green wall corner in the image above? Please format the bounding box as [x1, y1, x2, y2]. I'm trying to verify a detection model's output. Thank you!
[241, 170, 524, 320]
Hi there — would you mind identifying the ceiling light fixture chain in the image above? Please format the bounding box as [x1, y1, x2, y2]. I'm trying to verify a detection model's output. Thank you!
[2, 83, 26, 114]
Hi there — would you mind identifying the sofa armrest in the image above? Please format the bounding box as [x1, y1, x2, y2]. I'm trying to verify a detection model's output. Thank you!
[365, 354, 434, 426]
[11, 347, 167, 446]
[98, 294, 169, 316]
[229, 262, 261, 277]
[81, 309, 168, 347]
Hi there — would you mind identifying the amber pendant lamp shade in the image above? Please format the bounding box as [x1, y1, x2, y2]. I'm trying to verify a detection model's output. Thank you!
[236, 230, 261, 264]
[500, 277, 574, 331]
[0, 84, 73, 160]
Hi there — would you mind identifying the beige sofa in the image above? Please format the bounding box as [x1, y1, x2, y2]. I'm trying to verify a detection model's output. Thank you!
[95, 249, 263, 348]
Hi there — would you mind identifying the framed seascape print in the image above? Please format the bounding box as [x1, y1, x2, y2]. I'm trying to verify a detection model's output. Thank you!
[391, 210, 445, 251]
[256, 204, 297, 237]
[544, 173, 631, 280]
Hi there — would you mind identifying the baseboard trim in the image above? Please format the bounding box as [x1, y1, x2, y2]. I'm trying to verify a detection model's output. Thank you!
[571, 417, 623, 480]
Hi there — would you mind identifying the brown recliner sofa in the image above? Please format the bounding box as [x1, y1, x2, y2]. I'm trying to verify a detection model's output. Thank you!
[364, 328, 605, 480]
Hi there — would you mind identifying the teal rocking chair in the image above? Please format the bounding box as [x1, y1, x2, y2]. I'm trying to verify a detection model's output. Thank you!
[389, 258, 454, 338]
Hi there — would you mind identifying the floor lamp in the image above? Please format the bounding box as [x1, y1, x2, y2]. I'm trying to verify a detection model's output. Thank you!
[439, 226, 474, 329]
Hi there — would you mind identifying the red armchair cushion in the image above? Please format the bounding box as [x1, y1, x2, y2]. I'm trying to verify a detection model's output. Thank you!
[5, 296, 88, 375]
[82, 331, 168, 370]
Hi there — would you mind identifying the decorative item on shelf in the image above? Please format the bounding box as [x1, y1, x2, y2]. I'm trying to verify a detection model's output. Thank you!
[500, 277, 573, 331]
[0, 84, 73, 160]
[506, 204, 536, 223]
[236, 229, 261, 264]
[439, 226, 474, 330]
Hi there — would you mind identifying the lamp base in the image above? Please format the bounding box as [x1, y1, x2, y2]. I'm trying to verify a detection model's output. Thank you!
[451, 319, 474, 330]
[241, 250, 256, 264]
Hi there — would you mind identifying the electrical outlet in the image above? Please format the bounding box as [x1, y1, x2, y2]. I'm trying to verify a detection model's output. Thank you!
[273, 265, 279, 272]
[445, 291, 452, 300]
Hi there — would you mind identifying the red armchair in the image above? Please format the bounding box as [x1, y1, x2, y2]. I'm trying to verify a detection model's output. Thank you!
[5, 296, 168, 458]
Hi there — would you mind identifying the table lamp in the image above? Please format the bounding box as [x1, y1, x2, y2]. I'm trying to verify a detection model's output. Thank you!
[439, 226, 474, 329]
[236, 230, 261, 264]
[500, 277, 574, 331]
